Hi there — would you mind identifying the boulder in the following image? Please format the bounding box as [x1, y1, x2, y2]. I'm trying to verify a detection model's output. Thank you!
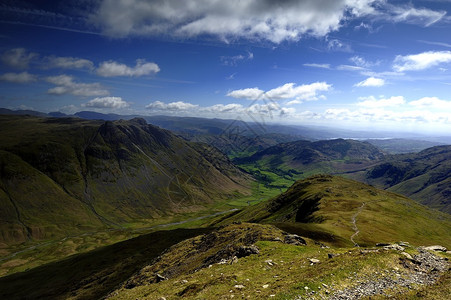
[424, 245, 447, 252]
[284, 234, 307, 246]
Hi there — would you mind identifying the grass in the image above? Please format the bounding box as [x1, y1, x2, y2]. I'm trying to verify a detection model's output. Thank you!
[107, 223, 434, 300]
[0, 228, 213, 300]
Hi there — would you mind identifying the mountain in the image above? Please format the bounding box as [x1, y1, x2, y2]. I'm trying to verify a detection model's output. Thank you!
[365, 138, 445, 154]
[0, 115, 252, 244]
[357, 145, 451, 213]
[1, 175, 450, 299]
[216, 175, 451, 248]
[234, 139, 386, 188]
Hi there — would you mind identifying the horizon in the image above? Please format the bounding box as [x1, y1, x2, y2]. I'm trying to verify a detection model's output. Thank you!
[1, 1, 451, 135]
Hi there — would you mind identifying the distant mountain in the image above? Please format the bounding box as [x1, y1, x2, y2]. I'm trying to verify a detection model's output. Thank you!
[74, 111, 126, 121]
[236, 138, 385, 176]
[365, 138, 445, 154]
[358, 145, 451, 213]
[217, 175, 451, 247]
[0, 115, 252, 244]
[0, 108, 47, 117]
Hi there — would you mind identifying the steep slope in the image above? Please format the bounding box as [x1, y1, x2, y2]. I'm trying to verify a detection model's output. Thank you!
[360, 145, 451, 213]
[218, 175, 451, 248]
[0, 115, 251, 244]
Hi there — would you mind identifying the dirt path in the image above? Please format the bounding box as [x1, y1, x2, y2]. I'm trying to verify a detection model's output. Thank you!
[350, 202, 366, 247]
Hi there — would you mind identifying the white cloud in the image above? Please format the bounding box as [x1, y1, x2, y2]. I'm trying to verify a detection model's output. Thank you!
[83, 97, 130, 108]
[146, 101, 198, 111]
[220, 52, 253, 66]
[393, 51, 451, 72]
[96, 59, 160, 77]
[227, 88, 265, 100]
[227, 82, 331, 102]
[1, 48, 38, 69]
[357, 96, 405, 108]
[336, 65, 367, 71]
[303, 63, 331, 69]
[388, 5, 446, 27]
[0, 72, 37, 83]
[355, 77, 385, 87]
[349, 56, 377, 68]
[91, 0, 379, 43]
[43, 56, 94, 70]
[409, 97, 451, 109]
[206, 103, 244, 113]
[46, 75, 109, 97]
[327, 39, 352, 52]
[265, 82, 331, 101]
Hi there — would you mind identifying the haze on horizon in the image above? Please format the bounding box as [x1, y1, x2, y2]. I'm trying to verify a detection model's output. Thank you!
[1, 0, 451, 135]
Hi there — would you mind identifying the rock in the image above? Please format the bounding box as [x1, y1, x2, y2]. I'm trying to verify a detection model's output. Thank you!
[309, 258, 320, 264]
[155, 273, 167, 282]
[376, 243, 391, 247]
[383, 244, 405, 251]
[401, 252, 413, 260]
[272, 237, 283, 242]
[234, 284, 245, 289]
[424, 245, 447, 252]
[399, 241, 410, 247]
[231, 256, 239, 264]
[284, 234, 307, 246]
[328, 253, 339, 259]
[265, 259, 276, 266]
[262, 284, 269, 289]
[237, 245, 259, 257]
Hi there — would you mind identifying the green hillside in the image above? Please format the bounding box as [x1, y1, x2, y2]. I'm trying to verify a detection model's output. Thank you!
[216, 175, 451, 248]
[358, 145, 451, 213]
[0, 115, 252, 245]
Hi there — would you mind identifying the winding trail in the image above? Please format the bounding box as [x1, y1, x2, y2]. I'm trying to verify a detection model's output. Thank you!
[350, 202, 366, 247]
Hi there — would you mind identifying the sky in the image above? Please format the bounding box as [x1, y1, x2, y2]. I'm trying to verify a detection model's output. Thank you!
[1, 0, 451, 134]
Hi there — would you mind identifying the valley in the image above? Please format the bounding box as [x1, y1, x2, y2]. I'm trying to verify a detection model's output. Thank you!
[0, 113, 450, 299]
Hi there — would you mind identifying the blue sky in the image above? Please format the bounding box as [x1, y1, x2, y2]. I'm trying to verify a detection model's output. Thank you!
[1, 0, 451, 134]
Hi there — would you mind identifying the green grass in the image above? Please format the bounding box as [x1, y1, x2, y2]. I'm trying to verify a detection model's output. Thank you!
[0, 228, 213, 300]
[107, 223, 432, 300]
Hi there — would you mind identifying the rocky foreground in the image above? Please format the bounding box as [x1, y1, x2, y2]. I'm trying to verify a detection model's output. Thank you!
[107, 223, 450, 300]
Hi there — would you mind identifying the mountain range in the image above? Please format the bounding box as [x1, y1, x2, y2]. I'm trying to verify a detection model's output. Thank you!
[0, 115, 251, 244]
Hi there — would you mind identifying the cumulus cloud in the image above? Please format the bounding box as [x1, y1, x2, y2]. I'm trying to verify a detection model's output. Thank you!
[96, 59, 160, 77]
[393, 51, 451, 72]
[227, 82, 331, 102]
[1, 48, 38, 69]
[90, 0, 382, 42]
[227, 88, 265, 100]
[146, 101, 198, 111]
[46, 75, 109, 97]
[43, 56, 94, 70]
[357, 96, 405, 108]
[0, 72, 37, 83]
[83, 96, 130, 108]
[409, 97, 451, 109]
[355, 77, 385, 87]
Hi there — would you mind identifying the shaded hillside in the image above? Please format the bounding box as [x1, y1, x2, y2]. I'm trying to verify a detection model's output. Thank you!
[217, 175, 451, 248]
[0, 115, 251, 244]
[359, 145, 451, 213]
[234, 139, 385, 191]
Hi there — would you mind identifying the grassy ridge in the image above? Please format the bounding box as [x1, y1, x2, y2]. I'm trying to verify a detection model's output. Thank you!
[215, 175, 451, 248]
